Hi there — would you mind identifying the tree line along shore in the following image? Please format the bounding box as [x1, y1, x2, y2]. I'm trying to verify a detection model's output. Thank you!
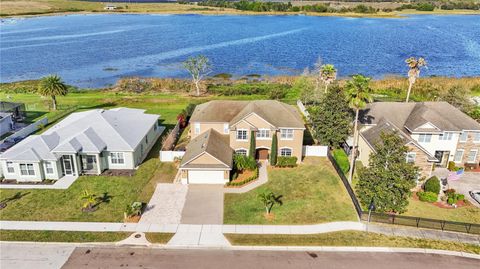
[0, 1, 479, 18]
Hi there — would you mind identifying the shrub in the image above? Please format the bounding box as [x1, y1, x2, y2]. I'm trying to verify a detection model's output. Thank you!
[267, 85, 287, 99]
[444, 189, 465, 205]
[424, 176, 441, 194]
[226, 167, 259, 187]
[417, 191, 438, 203]
[276, 156, 298, 167]
[233, 154, 257, 171]
[448, 161, 456, 171]
[332, 149, 349, 174]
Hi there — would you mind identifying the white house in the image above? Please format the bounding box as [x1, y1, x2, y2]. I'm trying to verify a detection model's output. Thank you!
[0, 108, 163, 182]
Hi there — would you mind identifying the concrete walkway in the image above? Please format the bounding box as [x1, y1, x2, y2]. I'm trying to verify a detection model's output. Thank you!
[139, 183, 188, 225]
[0, 175, 78, 190]
[224, 161, 268, 194]
[1, 221, 478, 246]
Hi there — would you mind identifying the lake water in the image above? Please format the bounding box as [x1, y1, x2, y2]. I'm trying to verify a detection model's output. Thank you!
[1, 14, 479, 88]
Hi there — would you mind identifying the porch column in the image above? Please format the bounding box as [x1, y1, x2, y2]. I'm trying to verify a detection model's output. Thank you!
[72, 154, 79, 176]
[96, 154, 101, 175]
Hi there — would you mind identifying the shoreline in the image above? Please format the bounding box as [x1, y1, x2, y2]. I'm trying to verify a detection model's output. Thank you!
[2, 9, 480, 20]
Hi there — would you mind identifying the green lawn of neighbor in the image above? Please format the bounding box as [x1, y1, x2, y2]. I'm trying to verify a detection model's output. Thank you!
[0, 230, 131, 243]
[224, 157, 358, 225]
[225, 230, 480, 254]
[404, 198, 480, 224]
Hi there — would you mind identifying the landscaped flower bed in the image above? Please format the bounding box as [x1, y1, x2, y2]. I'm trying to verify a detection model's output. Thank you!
[226, 168, 259, 187]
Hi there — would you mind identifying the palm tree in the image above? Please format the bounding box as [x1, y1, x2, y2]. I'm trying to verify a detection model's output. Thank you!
[38, 75, 68, 110]
[405, 57, 427, 103]
[258, 190, 283, 215]
[80, 190, 97, 211]
[345, 75, 373, 183]
[320, 64, 337, 93]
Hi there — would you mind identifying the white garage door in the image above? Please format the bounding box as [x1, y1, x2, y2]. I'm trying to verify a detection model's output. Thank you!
[188, 170, 225, 184]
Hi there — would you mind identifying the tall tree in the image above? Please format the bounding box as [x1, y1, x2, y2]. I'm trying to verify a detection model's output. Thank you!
[249, 130, 256, 159]
[183, 55, 211, 96]
[308, 85, 351, 147]
[320, 64, 337, 93]
[38, 75, 68, 110]
[270, 132, 278, 165]
[405, 57, 427, 102]
[345, 74, 373, 183]
[355, 132, 418, 214]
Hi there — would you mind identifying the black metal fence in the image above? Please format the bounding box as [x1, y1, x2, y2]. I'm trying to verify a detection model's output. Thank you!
[327, 150, 480, 235]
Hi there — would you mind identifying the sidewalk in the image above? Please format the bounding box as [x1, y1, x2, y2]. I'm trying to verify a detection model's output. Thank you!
[0, 175, 78, 190]
[1, 220, 478, 246]
[224, 161, 268, 194]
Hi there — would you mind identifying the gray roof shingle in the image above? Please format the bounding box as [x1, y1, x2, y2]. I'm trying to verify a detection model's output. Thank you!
[180, 129, 233, 169]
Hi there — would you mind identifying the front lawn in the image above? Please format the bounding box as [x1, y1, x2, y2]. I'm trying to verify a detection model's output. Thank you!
[223, 157, 358, 224]
[404, 198, 480, 224]
[0, 230, 131, 243]
[225, 231, 480, 254]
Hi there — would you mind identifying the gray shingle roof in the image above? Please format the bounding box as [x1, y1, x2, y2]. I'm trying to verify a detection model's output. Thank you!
[190, 100, 305, 129]
[1, 108, 159, 161]
[180, 129, 233, 169]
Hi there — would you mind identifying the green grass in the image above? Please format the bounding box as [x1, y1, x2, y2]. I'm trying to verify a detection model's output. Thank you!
[224, 157, 358, 224]
[0, 230, 131, 242]
[145, 233, 175, 244]
[225, 231, 480, 254]
[332, 149, 350, 175]
[404, 198, 480, 224]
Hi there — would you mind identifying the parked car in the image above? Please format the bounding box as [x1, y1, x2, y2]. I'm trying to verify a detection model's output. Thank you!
[469, 190, 480, 205]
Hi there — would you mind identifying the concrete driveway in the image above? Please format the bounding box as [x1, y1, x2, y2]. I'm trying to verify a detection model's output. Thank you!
[139, 183, 188, 225]
[181, 185, 224, 224]
[447, 172, 480, 207]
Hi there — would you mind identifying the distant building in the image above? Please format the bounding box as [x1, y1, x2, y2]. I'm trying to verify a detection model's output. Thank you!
[0, 101, 25, 122]
[104, 4, 118, 10]
[0, 112, 14, 137]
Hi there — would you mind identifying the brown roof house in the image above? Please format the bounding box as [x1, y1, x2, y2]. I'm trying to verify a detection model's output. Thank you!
[179, 100, 305, 184]
[356, 102, 480, 177]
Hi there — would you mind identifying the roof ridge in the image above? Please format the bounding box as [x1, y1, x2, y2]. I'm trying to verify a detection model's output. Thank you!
[97, 111, 134, 150]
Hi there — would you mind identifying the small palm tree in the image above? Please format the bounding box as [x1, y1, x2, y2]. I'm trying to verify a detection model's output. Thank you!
[346, 74, 373, 183]
[405, 57, 427, 102]
[258, 190, 283, 215]
[320, 64, 337, 93]
[38, 75, 68, 110]
[124, 201, 143, 219]
[80, 190, 97, 211]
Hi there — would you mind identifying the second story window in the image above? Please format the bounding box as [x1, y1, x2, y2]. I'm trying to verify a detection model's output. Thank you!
[459, 132, 468, 142]
[280, 129, 294, 140]
[256, 129, 270, 139]
[418, 134, 432, 143]
[236, 130, 247, 141]
[474, 132, 480, 143]
[438, 132, 453, 141]
[194, 123, 200, 134]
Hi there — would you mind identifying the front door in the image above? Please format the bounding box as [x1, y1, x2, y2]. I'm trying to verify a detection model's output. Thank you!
[256, 148, 269, 160]
[434, 151, 450, 167]
[62, 155, 75, 176]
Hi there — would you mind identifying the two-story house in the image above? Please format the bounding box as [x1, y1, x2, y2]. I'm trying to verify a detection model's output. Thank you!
[356, 102, 480, 177]
[179, 100, 305, 184]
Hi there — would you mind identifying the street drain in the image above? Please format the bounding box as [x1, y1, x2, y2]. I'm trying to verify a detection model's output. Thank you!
[134, 234, 142, 238]
[307, 252, 318, 258]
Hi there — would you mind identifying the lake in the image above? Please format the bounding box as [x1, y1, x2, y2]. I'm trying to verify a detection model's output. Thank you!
[1, 14, 479, 88]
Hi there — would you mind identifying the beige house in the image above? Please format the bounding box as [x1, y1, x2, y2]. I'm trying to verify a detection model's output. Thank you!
[357, 102, 480, 177]
[180, 100, 305, 184]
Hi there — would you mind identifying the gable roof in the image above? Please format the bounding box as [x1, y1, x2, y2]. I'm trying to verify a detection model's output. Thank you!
[360, 101, 480, 133]
[1, 108, 159, 161]
[190, 100, 305, 129]
[180, 129, 233, 169]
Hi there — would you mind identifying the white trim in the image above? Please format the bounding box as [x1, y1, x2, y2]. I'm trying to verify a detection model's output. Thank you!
[182, 151, 230, 168]
[256, 146, 270, 150]
[230, 112, 276, 128]
[234, 148, 248, 156]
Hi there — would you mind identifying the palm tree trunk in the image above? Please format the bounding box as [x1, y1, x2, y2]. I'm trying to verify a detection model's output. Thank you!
[52, 95, 57, 110]
[348, 109, 359, 183]
[194, 80, 200, 96]
[324, 84, 328, 93]
[406, 81, 413, 103]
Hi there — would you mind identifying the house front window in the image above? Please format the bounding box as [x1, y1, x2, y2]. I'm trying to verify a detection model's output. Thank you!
[256, 129, 270, 139]
[467, 150, 478, 163]
[235, 149, 247, 156]
[194, 123, 200, 134]
[454, 149, 464, 163]
[236, 130, 247, 141]
[280, 129, 294, 140]
[438, 132, 453, 141]
[20, 163, 35, 176]
[280, 148, 292, 157]
[406, 152, 416, 163]
[459, 132, 468, 142]
[418, 134, 432, 143]
[110, 152, 125, 164]
[6, 162, 14, 173]
[45, 162, 54, 174]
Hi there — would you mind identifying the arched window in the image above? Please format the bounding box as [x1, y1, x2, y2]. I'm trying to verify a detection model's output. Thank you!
[235, 149, 247, 156]
[280, 148, 292, 157]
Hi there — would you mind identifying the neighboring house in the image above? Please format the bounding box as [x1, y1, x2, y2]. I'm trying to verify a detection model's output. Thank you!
[0, 101, 25, 122]
[357, 102, 480, 177]
[104, 4, 117, 10]
[0, 112, 14, 137]
[179, 100, 305, 184]
[0, 108, 162, 182]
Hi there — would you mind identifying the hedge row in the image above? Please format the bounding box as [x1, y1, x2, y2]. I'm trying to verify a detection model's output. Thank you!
[227, 168, 259, 187]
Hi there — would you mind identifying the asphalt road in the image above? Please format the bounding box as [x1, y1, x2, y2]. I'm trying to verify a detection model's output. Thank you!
[62, 247, 479, 269]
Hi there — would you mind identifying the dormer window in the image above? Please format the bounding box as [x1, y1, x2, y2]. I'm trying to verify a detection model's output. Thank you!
[438, 132, 453, 141]
[418, 134, 432, 143]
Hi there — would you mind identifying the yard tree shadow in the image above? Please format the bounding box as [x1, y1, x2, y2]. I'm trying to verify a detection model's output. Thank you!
[0, 191, 30, 209]
[94, 192, 113, 208]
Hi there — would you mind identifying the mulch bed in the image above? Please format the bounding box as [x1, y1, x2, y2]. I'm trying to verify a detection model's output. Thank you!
[0, 179, 55, 185]
[100, 169, 136, 177]
[413, 192, 469, 209]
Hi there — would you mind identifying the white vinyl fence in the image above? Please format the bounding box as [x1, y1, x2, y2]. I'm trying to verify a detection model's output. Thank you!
[297, 100, 310, 119]
[1, 117, 48, 143]
[303, 145, 328, 157]
[159, 151, 185, 162]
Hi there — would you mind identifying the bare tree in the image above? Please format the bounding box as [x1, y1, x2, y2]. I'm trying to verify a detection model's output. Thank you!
[183, 55, 211, 96]
[405, 57, 427, 102]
